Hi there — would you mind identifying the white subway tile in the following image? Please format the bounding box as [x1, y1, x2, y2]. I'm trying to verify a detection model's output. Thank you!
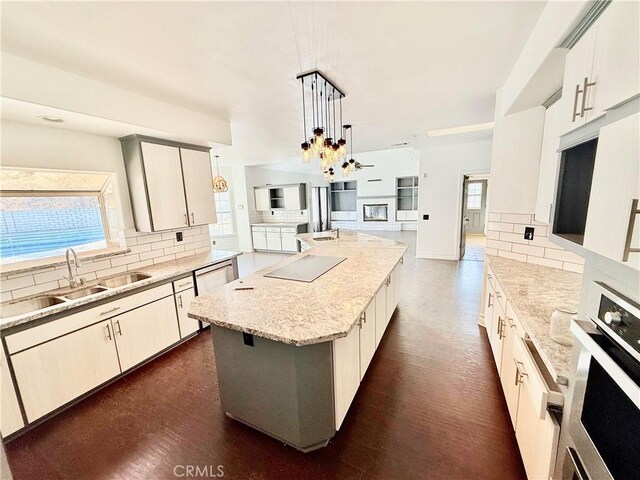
[95, 265, 128, 278]
[110, 254, 140, 267]
[152, 240, 174, 251]
[175, 250, 196, 259]
[126, 260, 153, 271]
[152, 254, 176, 264]
[487, 231, 500, 240]
[512, 243, 545, 257]
[488, 212, 501, 222]
[497, 250, 527, 262]
[562, 262, 584, 273]
[485, 247, 498, 256]
[499, 232, 529, 245]
[1, 291, 13, 302]
[161, 232, 177, 241]
[486, 239, 513, 251]
[139, 250, 165, 261]
[127, 244, 152, 254]
[125, 237, 138, 246]
[500, 213, 532, 224]
[544, 248, 585, 264]
[1, 275, 35, 291]
[487, 222, 514, 233]
[77, 259, 111, 275]
[526, 256, 563, 269]
[136, 233, 163, 244]
[529, 236, 565, 250]
[195, 246, 212, 254]
[12, 281, 60, 299]
[33, 269, 67, 284]
[164, 245, 185, 255]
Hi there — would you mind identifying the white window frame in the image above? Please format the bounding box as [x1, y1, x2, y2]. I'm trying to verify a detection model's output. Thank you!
[466, 182, 483, 210]
[210, 190, 234, 237]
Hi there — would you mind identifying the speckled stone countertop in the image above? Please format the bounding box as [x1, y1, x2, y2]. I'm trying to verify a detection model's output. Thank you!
[297, 231, 405, 249]
[189, 232, 407, 346]
[0, 249, 241, 332]
[486, 255, 582, 385]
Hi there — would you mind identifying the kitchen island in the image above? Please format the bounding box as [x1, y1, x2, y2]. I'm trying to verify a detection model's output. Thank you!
[188, 231, 407, 451]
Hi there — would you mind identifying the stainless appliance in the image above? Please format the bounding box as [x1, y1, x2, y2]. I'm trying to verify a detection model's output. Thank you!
[263, 255, 346, 283]
[562, 282, 639, 480]
[311, 187, 330, 233]
[193, 261, 235, 330]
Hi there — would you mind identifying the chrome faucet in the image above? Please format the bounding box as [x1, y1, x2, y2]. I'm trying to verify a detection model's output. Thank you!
[331, 228, 340, 239]
[65, 248, 85, 288]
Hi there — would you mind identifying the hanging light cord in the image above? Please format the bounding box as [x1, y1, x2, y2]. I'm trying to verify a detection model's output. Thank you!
[301, 77, 307, 141]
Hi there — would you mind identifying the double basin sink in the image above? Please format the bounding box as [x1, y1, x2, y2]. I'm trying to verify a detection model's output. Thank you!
[1, 273, 151, 319]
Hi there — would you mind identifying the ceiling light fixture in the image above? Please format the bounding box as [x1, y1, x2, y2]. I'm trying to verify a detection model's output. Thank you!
[298, 70, 353, 180]
[212, 155, 228, 193]
[426, 122, 494, 138]
[38, 115, 64, 123]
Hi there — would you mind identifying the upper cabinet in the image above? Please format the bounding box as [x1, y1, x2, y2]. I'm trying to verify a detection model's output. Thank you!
[534, 101, 563, 224]
[120, 136, 217, 232]
[253, 184, 306, 212]
[560, 0, 640, 134]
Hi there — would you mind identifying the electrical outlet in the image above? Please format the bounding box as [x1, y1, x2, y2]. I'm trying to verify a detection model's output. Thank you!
[524, 226, 535, 240]
[176, 232, 183, 242]
[423, 214, 429, 220]
[212, 240, 216, 246]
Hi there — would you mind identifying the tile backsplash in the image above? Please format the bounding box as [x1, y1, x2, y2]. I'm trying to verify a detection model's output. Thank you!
[1, 226, 212, 302]
[486, 212, 584, 273]
[261, 209, 310, 224]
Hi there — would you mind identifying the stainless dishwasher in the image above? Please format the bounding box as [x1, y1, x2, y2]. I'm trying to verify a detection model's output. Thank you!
[193, 261, 235, 330]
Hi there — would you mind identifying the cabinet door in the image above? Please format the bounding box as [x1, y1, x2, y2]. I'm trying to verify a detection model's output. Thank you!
[534, 101, 563, 224]
[385, 274, 395, 325]
[560, 27, 597, 134]
[254, 189, 270, 211]
[333, 325, 360, 430]
[591, 0, 640, 114]
[489, 286, 506, 372]
[359, 299, 376, 380]
[180, 149, 217, 226]
[176, 288, 199, 338]
[500, 304, 521, 430]
[393, 261, 401, 311]
[515, 354, 561, 480]
[1, 346, 24, 435]
[483, 270, 496, 336]
[283, 186, 301, 210]
[141, 142, 188, 231]
[396, 210, 407, 221]
[584, 112, 640, 269]
[406, 210, 418, 221]
[11, 320, 121, 422]
[266, 232, 282, 251]
[113, 296, 180, 372]
[374, 284, 387, 347]
[281, 232, 298, 252]
[252, 230, 267, 250]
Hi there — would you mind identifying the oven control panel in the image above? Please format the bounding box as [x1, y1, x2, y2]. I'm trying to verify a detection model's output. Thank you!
[598, 291, 640, 356]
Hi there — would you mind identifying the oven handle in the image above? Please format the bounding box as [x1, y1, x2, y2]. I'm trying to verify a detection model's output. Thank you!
[570, 320, 640, 409]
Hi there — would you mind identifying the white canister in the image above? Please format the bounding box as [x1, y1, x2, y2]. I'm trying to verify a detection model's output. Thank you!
[550, 307, 578, 346]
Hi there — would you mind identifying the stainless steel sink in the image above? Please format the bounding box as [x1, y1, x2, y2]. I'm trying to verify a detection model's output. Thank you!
[98, 272, 151, 288]
[64, 286, 109, 300]
[313, 236, 336, 241]
[0, 296, 67, 319]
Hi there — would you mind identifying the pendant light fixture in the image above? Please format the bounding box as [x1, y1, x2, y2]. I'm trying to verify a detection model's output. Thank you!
[297, 70, 353, 181]
[212, 155, 228, 193]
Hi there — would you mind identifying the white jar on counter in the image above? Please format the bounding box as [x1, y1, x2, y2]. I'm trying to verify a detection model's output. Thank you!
[550, 307, 578, 346]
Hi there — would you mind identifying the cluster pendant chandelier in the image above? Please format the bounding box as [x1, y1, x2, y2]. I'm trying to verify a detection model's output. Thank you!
[297, 71, 357, 182]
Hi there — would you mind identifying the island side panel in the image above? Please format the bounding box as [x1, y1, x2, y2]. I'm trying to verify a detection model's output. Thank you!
[210, 326, 335, 452]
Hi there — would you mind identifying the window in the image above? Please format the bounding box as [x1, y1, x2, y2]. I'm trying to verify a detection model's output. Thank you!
[210, 191, 234, 236]
[466, 182, 483, 210]
[0, 168, 121, 266]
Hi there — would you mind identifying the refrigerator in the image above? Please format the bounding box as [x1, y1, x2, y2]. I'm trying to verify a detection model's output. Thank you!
[311, 187, 331, 233]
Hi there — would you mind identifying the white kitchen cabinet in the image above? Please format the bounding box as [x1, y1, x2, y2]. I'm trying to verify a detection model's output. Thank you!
[281, 231, 299, 252]
[140, 142, 189, 231]
[385, 270, 396, 325]
[252, 227, 268, 250]
[590, 0, 640, 114]
[121, 136, 217, 232]
[1, 346, 24, 435]
[266, 231, 282, 251]
[359, 299, 376, 380]
[180, 149, 217, 226]
[333, 324, 360, 430]
[483, 267, 496, 336]
[488, 280, 506, 372]
[175, 287, 199, 338]
[330, 211, 357, 221]
[283, 186, 302, 210]
[393, 259, 402, 311]
[254, 188, 270, 212]
[11, 319, 121, 422]
[112, 295, 180, 372]
[584, 112, 640, 269]
[500, 304, 523, 430]
[374, 284, 387, 347]
[534, 101, 563, 224]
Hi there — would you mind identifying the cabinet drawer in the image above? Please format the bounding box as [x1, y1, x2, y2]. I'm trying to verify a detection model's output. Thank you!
[515, 337, 564, 419]
[280, 227, 297, 233]
[265, 227, 281, 233]
[173, 276, 194, 292]
[252, 226, 266, 232]
[5, 283, 173, 354]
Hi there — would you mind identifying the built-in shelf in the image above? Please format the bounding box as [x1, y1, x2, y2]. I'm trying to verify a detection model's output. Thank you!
[396, 176, 419, 215]
[331, 181, 357, 212]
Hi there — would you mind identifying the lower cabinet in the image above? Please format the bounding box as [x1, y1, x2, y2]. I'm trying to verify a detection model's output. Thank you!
[359, 299, 376, 380]
[11, 319, 122, 422]
[266, 231, 282, 251]
[500, 303, 523, 429]
[113, 295, 180, 371]
[374, 284, 387, 347]
[252, 228, 267, 250]
[252, 225, 306, 253]
[175, 287, 198, 338]
[281, 230, 299, 252]
[1, 346, 24, 435]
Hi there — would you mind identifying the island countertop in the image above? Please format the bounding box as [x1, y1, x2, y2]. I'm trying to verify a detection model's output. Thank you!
[189, 232, 407, 346]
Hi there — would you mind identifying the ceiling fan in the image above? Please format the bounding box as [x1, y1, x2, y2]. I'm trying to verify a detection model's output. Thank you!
[354, 162, 373, 170]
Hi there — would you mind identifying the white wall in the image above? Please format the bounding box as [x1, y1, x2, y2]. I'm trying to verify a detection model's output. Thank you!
[350, 149, 420, 197]
[416, 140, 492, 260]
[1, 120, 134, 228]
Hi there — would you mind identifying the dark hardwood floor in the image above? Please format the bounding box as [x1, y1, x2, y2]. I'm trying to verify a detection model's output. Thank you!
[5, 232, 526, 479]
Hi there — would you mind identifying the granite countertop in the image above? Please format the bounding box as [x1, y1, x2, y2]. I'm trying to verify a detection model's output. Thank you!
[486, 255, 582, 385]
[189, 232, 407, 346]
[297, 231, 405, 249]
[0, 249, 241, 332]
[250, 222, 308, 227]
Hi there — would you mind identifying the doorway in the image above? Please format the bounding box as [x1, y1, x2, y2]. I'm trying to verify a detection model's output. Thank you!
[460, 174, 489, 261]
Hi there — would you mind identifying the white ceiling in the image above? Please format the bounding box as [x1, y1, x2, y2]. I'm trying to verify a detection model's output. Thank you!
[1, 1, 545, 168]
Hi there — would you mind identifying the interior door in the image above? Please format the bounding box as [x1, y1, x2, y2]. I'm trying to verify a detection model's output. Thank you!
[180, 149, 217, 226]
[459, 176, 469, 259]
[141, 142, 189, 231]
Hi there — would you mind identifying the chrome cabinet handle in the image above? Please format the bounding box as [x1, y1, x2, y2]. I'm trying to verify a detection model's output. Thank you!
[105, 324, 112, 340]
[506, 317, 515, 329]
[178, 294, 183, 309]
[487, 274, 492, 280]
[623, 199, 640, 262]
[400, 257, 404, 265]
[514, 360, 527, 386]
[100, 306, 121, 316]
[190, 212, 195, 224]
[487, 292, 493, 308]
[580, 77, 596, 117]
[184, 213, 188, 226]
[572, 83, 583, 122]
[496, 292, 502, 299]
[115, 319, 122, 336]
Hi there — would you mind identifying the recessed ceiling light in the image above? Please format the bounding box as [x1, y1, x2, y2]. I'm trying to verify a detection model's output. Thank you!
[426, 122, 493, 138]
[38, 115, 64, 123]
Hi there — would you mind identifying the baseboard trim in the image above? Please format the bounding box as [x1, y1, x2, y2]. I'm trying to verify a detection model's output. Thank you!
[415, 252, 459, 261]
